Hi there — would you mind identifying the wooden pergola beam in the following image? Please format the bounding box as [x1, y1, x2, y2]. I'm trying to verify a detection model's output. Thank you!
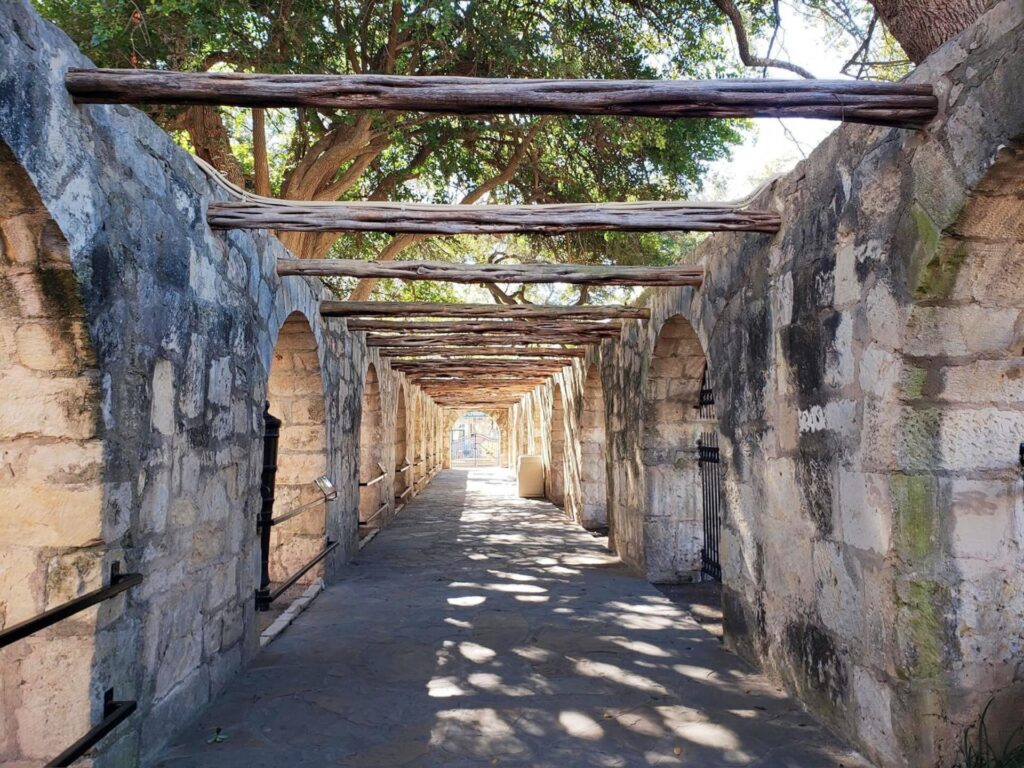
[280, 259, 703, 287]
[347, 319, 620, 334]
[366, 334, 604, 347]
[66, 70, 937, 128]
[322, 301, 649, 320]
[381, 347, 586, 358]
[210, 200, 778, 234]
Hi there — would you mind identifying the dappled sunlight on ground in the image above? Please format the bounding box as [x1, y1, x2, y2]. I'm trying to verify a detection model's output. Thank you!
[154, 469, 871, 768]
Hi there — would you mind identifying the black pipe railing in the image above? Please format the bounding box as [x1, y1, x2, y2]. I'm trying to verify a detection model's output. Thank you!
[0, 562, 142, 650]
[359, 462, 387, 487]
[0, 562, 142, 765]
[257, 540, 339, 610]
[359, 500, 389, 528]
[47, 689, 137, 767]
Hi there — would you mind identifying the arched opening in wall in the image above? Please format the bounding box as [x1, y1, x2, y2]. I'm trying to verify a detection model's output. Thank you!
[0, 141, 108, 763]
[580, 365, 609, 533]
[450, 411, 501, 467]
[263, 312, 329, 623]
[547, 383, 567, 507]
[394, 383, 410, 507]
[358, 363, 385, 536]
[644, 314, 719, 584]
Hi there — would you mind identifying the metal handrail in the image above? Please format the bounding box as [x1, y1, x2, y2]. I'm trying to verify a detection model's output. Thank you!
[359, 500, 389, 527]
[359, 461, 388, 488]
[0, 563, 142, 650]
[257, 540, 339, 610]
[270, 496, 327, 527]
[47, 689, 136, 767]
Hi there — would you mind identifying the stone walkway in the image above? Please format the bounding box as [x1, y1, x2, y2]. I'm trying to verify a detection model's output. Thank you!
[155, 469, 871, 768]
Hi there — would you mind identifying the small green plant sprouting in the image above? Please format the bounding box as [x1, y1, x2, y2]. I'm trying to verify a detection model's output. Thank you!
[957, 700, 1024, 768]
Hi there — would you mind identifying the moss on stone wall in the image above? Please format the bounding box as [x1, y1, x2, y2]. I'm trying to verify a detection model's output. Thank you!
[891, 473, 938, 563]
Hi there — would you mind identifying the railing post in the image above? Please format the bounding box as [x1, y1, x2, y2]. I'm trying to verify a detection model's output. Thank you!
[256, 401, 282, 611]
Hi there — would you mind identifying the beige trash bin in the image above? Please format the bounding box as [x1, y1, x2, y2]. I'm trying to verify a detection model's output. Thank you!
[517, 455, 545, 498]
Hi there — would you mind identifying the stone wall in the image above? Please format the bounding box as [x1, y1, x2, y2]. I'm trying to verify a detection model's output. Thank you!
[0, 4, 441, 766]
[530, 3, 1024, 765]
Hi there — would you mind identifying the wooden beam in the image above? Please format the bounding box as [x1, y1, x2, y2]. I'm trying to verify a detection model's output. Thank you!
[398, 365, 564, 371]
[210, 200, 778, 234]
[66, 70, 937, 128]
[322, 301, 649, 320]
[381, 347, 586, 358]
[366, 334, 603, 347]
[279, 259, 703, 287]
[347, 319, 620, 334]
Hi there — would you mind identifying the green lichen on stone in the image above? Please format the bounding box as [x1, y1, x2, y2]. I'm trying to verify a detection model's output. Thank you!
[891, 473, 937, 564]
[915, 238, 969, 301]
[900, 366, 928, 400]
[902, 579, 947, 680]
[906, 203, 962, 300]
[892, 407, 943, 473]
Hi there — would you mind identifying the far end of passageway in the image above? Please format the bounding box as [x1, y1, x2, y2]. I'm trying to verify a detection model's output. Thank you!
[155, 469, 871, 768]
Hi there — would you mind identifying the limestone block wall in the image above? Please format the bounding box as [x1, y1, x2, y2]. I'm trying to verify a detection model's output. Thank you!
[532, 4, 1024, 764]
[0, 3, 441, 766]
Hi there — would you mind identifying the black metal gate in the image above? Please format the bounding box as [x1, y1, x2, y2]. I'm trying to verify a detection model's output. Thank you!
[697, 432, 722, 581]
[695, 365, 722, 581]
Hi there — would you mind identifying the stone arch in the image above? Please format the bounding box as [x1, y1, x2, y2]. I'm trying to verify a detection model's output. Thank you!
[881, 140, 1024, 758]
[546, 382, 567, 507]
[358, 363, 384, 529]
[394, 381, 410, 502]
[580, 364, 609, 531]
[266, 311, 329, 591]
[0, 141, 106, 763]
[643, 314, 712, 583]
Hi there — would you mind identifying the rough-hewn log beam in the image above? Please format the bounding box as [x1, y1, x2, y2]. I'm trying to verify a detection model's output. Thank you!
[347, 319, 620, 334]
[393, 366, 566, 376]
[211, 200, 779, 234]
[279, 259, 703, 287]
[367, 334, 602, 347]
[382, 347, 586, 358]
[322, 301, 649, 320]
[66, 70, 937, 128]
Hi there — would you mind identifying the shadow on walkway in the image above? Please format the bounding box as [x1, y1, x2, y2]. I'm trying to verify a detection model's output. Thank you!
[154, 469, 871, 768]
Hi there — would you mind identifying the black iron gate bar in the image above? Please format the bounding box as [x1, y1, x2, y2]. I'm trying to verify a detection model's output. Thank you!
[695, 363, 717, 420]
[698, 432, 723, 582]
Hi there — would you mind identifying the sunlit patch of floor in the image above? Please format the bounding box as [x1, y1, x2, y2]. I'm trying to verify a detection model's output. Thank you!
[154, 468, 873, 768]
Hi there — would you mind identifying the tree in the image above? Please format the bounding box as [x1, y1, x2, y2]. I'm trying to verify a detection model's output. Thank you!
[866, 0, 994, 63]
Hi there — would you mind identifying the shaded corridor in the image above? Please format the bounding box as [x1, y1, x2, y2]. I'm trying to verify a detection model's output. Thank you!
[156, 470, 870, 767]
